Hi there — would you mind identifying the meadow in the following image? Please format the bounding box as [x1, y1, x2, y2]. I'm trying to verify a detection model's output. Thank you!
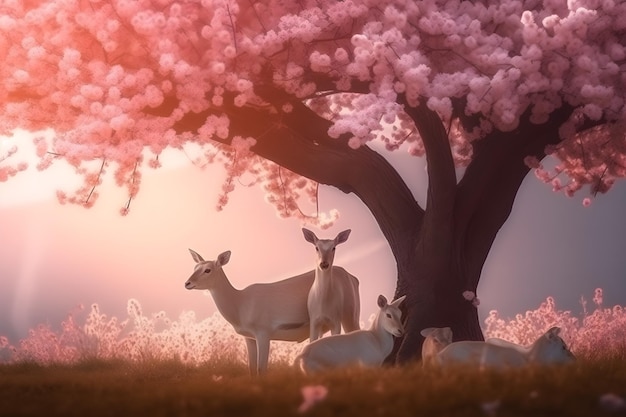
[0, 288, 625, 416]
[1, 358, 626, 416]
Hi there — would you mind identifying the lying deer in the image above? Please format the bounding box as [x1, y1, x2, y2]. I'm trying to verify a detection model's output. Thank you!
[184, 249, 360, 375]
[420, 327, 453, 368]
[295, 294, 406, 374]
[302, 228, 360, 341]
[437, 326, 575, 368]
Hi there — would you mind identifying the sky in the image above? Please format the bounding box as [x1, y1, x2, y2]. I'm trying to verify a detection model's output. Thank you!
[1, 130, 625, 343]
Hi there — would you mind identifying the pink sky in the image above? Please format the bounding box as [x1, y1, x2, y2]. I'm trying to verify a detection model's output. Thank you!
[1, 130, 625, 342]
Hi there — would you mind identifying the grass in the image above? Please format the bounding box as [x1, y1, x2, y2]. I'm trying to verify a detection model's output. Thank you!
[1, 358, 626, 417]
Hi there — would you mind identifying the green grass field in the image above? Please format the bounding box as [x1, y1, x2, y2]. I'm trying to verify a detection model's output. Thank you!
[1, 358, 625, 417]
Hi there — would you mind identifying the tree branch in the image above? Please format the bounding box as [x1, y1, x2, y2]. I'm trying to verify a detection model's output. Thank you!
[454, 105, 574, 290]
[164, 91, 422, 271]
[399, 96, 456, 261]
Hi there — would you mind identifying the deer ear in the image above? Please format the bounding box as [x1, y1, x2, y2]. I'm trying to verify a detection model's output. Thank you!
[546, 326, 561, 339]
[391, 295, 406, 308]
[377, 294, 388, 308]
[217, 250, 231, 267]
[302, 228, 318, 244]
[335, 229, 351, 245]
[420, 328, 435, 337]
[189, 249, 204, 263]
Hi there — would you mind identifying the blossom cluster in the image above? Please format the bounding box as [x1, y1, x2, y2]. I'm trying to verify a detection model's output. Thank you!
[484, 288, 626, 359]
[1, 0, 625, 215]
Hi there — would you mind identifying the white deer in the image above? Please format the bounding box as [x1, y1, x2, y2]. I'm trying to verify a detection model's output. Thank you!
[436, 326, 575, 369]
[295, 294, 406, 374]
[420, 327, 453, 368]
[184, 249, 312, 375]
[302, 228, 360, 342]
[184, 249, 361, 375]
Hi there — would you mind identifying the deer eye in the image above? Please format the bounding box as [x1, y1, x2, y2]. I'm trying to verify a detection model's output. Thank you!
[332, 247, 336, 251]
[204, 268, 211, 274]
[386, 313, 392, 318]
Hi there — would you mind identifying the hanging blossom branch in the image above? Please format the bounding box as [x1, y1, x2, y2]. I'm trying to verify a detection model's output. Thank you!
[277, 165, 322, 221]
[0, 140, 27, 181]
[266, 164, 337, 229]
[120, 160, 139, 216]
[56, 158, 108, 208]
[85, 158, 107, 207]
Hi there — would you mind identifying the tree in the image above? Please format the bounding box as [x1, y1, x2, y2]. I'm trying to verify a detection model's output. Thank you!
[1, 0, 624, 362]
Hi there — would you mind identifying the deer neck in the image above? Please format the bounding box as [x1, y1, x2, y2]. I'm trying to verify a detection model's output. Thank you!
[370, 312, 394, 353]
[314, 264, 334, 284]
[208, 270, 242, 326]
[527, 337, 546, 362]
[312, 265, 334, 297]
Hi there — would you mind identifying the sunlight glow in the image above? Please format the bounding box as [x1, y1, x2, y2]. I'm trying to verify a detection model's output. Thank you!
[10, 219, 46, 336]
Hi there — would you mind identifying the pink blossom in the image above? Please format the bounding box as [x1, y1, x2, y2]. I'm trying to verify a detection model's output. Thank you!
[593, 288, 603, 306]
[463, 291, 481, 308]
[0, 0, 624, 216]
[463, 291, 476, 301]
[298, 385, 328, 413]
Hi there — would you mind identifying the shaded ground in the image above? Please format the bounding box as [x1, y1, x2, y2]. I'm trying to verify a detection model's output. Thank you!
[0, 359, 625, 416]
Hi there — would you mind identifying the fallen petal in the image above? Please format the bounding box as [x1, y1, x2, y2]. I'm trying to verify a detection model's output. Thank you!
[599, 393, 626, 412]
[481, 400, 501, 416]
[298, 385, 328, 413]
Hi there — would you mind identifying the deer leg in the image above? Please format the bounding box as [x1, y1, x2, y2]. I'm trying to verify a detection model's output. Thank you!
[244, 337, 258, 376]
[256, 334, 271, 375]
[310, 322, 320, 342]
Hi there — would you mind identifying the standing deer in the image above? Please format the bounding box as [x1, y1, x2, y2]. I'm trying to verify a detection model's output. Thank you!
[183, 249, 359, 375]
[302, 228, 360, 341]
[295, 294, 406, 374]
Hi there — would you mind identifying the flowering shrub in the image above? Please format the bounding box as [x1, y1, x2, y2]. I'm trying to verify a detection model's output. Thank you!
[1, 299, 304, 366]
[1, 289, 623, 365]
[484, 288, 626, 359]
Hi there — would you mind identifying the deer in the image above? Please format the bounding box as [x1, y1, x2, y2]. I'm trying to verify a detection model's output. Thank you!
[420, 327, 453, 368]
[436, 326, 575, 369]
[295, 294, 406, 374]
[183, 249, 361, 375]
[302, 228, 360, 342]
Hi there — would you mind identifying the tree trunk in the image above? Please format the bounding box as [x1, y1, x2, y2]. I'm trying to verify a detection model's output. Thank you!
[391, 103, 574, 363]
